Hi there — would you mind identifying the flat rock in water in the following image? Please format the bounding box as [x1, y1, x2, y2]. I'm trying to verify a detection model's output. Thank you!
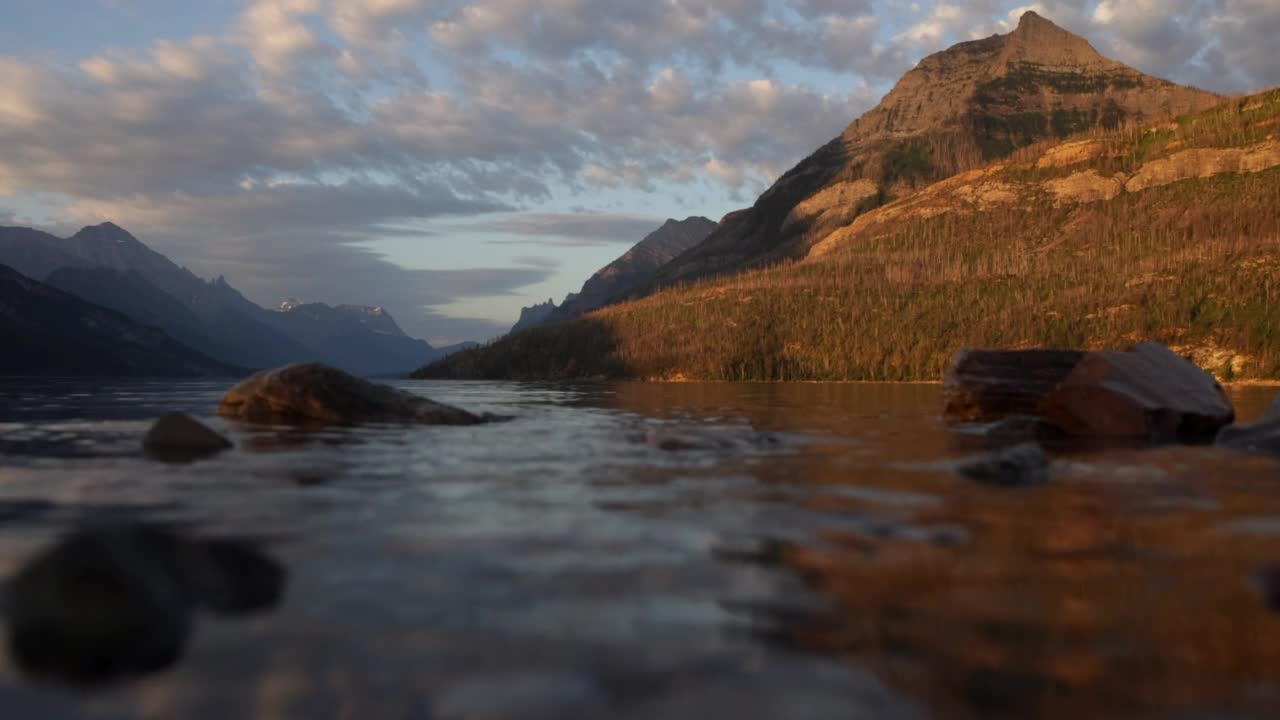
[956, 443, 1050, 487]
[143, 412, 232, 461]
[1040, 342, 1235, 442]
[942, 349, 1085, 423]
[217, 363, 485, 426]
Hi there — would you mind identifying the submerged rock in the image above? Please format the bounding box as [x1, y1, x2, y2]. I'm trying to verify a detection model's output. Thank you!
[1216, 395, 1280, 458]
[1040, 342, 1235, 442]
[143, 412, 232, 462]
[942, 348, 1084, 423]
[1261, 567, 1280, 612]
[217, 363, 485, 425]
[1264, 394, 1280, 423]
[975, 416, 1066, 449]
[956, 443, 1050, 487]
[3, 525, 285, 687]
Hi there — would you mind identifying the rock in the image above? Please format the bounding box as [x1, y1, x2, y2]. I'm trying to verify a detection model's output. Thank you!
[1216, 411, 1280, 459]
[217, 363, 485, 425]
[142, 412, 232, 461]
[976, 416, 1067, 449]
[956, 443, 1050, 487]
[1265, 394, 1280, 423]
[1261, 566, 1280, 612]
[942, 349, 1085, 422]
[1040, 342, 1235, 442]
[632, 426, 783, 452]
[3, 525, 285, 687]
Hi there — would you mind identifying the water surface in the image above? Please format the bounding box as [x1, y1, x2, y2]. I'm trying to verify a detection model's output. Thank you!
[0, 379, 1278, 719]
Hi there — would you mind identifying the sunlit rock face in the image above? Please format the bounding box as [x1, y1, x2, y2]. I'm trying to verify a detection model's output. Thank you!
[650, 12, 1221, 289]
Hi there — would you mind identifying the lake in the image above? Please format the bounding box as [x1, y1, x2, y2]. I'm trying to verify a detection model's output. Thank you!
[0, 379, 1278, 719]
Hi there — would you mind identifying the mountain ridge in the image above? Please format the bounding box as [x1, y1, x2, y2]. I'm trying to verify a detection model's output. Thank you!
[417, 81, 1280, 381]
[645, 11, 1222, 291]
[0, 264, 240, 377]
[0, 223, 441, 375]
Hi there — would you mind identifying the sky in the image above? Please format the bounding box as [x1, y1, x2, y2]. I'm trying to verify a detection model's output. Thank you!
[1, 0, 1277, 345]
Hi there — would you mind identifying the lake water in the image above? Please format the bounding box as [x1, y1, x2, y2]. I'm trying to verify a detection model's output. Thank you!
[0, 379, 1278, 719]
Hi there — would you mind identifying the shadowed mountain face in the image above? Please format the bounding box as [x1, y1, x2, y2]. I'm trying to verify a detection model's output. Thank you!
[649, 12, 1222, 288]
[508, 216, 718, 335]
[0, 265, 238, 377]
[0, 223, 440, 375]
[548, 217, 717, 321]
[0, 223, 308, 369]
[262, 303, 437, 377]
[510, 299, 559, 334]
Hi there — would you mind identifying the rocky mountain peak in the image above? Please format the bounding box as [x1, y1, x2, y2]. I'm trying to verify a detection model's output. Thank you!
[71, 222, 138, 245]
[652, 13, 1221, 291]
[1001, 11, 1113, 70]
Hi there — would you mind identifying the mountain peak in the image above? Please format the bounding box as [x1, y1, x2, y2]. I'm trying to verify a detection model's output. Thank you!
[72, 221, 138, 245]
[1002, 11, 1111, 69]
[1015, 10, 1049, 30]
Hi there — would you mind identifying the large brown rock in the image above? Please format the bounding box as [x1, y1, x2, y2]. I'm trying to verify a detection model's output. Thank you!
[217, 363, 485, 426]
[942, 348, 1085, 422]
[1040, 342, 1235, 441]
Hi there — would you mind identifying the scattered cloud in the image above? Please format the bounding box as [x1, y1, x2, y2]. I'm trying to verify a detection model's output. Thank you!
[1, 0, 1277, 340]
[473, 213, 669, 247]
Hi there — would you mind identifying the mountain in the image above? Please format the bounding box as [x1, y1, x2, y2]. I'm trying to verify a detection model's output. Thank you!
[0, 264, 239, 377]
[510, 299, 559, 334]
[0, 223, 443, 375]
[545, 216, 717, 322]
[0, 223, 309, 369]
[505, 216, 718, 335]
[646, 12, 1221, 290]
[335, 305, 409, 337]
[262, 302, 437, 376]
[417, 85, 1280, 380]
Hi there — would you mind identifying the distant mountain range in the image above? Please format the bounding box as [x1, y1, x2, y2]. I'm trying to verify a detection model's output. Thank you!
[0, 222, 452, 376]
[0, 264, 237, 377]
[420, 13, 1280, 382]
[506, 216, 716, 334]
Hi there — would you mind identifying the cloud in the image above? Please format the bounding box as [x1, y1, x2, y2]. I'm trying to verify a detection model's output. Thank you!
[2, 0, 1278, 342]
[472, 212, 668, 247]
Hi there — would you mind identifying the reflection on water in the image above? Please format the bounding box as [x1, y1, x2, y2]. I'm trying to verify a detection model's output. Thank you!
[0, 379, 1277, 718]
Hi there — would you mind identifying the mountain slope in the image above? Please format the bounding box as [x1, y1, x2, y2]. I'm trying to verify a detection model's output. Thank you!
[0, 264, 239, 377]
[510, 299, 559, 334]
[417, 86, 1280, 381]
[0, 223, 309, 369]
[505, 216, 719, 334]
[262, 302, 437, 376]
[546, 216, 717, 321]
[0, 223, 442, 374]
[647, 12, 1220, 290]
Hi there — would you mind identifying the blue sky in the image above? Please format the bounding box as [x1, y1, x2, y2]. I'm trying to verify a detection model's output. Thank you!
[1, 0, 1277, 344]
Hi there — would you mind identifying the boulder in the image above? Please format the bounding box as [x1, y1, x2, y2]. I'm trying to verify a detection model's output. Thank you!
[1040, 342, 1234, 442]
[955, 443, 1051, 487]
[1262, 566, 1280, 612]
[142, 412, 232, 462]
[217, 363, 485, 426]
[942, 349, 1085, 422]
[3, 525, 285, 686]
[1216, 395, 1280, 458]
[1265, 394, 1280, 423]
[972, 416, 1066, 449]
